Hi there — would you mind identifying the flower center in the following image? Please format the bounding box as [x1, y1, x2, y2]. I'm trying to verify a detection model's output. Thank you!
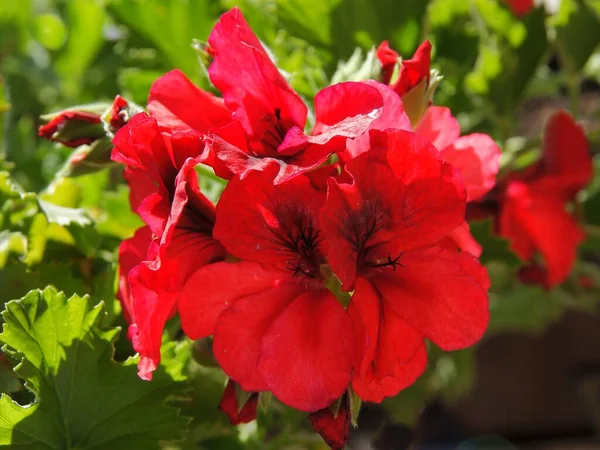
[257, 108, 288, 156]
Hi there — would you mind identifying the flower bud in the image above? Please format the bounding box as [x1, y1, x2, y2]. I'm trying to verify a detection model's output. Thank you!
[38, 104, 108, 148]
[219, 379, 258, 425]
[57, 137, 115, 177]
[102, 95, 143, 136]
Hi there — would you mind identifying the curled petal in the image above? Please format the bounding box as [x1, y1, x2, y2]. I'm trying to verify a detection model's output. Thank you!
[341, 80, 411, 162]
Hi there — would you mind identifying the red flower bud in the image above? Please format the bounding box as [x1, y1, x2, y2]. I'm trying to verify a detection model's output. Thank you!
[219, 379, 259, 426]
[38, 108, 105, 148]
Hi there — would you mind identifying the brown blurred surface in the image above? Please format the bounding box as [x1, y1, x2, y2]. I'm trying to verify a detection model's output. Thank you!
[451, 310, 600, 441]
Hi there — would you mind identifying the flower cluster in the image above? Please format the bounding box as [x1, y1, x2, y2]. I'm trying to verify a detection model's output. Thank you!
[106, 7, 591, 449]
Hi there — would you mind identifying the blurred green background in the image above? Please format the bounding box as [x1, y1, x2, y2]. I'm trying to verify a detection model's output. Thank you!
[2, 0, 599, 191]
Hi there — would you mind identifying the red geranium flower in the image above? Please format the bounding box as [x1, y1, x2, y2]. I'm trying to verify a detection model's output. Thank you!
[320, 130, 490, 402]
[178, 173, 354, 412]
[498, 111, 592, 287]
[205, 8, 398, 184]
[415, 106, 501, 257]
[112, 115, 226, 379]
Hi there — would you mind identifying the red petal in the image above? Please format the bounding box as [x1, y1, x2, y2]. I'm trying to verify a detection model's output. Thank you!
[117, 226, 154, 324]
[504, 0, 534, 16]
[208, 8, 307, 139]
[147, 69, 231, 133]
[213, 276, 301, 392]
[108, 95, 130, 130]
[373, 247, 490, 351]
[445, 221, 483, 257]
[308, 397, 351, 450]
[414, 106, 460, 152]
[341, 80, 411, 162]
[277, 81, 393, 165]
[391, 41, 432, 96]
[127, 162, 224, 379]
[179, 261, 289, 340]
[440, 133, 501, 202]
[128, 262, 178, 381]
[258, 289, 354, 412]
[349, 277, 427, 402]
[213, 172, 325, 270]
[112, 115, 206, 234]
[500, 181, 585, 286]
[376, 41, 399, 85]
[219, 379, 259, 425]
[537, 110, 592, 200]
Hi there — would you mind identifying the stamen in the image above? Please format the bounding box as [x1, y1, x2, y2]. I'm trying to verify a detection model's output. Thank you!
[365, 252, 405, 271]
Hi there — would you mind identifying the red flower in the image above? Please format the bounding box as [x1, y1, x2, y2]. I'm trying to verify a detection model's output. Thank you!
[38, 109, 104, 148]
[178, 173, 354, 412]
[112, 112, 227, 379]
[392, 40, 432, 97]
[308, 396, 351, 450]
[127, 159, 226, 380]
[376, 41, 398, 85]
[219, 379, 259, 426]
[108, 95, 131, 131]
[498, 111, 591, 287]
[415, 106, 501, 257]
[503, 0, 535, 17]
[320, 130, 490, 402]
[206, 8, 394, 184]
[112, 114, 205, 236]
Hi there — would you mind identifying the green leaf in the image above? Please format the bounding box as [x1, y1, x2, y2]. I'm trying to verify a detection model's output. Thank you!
[486, 7, 549, 114]
[469, 219, 521, 267]
[109, 0, 218, 84]
[55, 0, 107, 98]
[552, 0, 600, 72]
[487, 283, 566, 335]
[0, 287, 188, 449]
[0, 231, 26, 268]
[32, 14, 67, 51]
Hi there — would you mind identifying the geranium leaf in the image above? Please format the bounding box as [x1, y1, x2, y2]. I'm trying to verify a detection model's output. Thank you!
[0, 287, 188, 449]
